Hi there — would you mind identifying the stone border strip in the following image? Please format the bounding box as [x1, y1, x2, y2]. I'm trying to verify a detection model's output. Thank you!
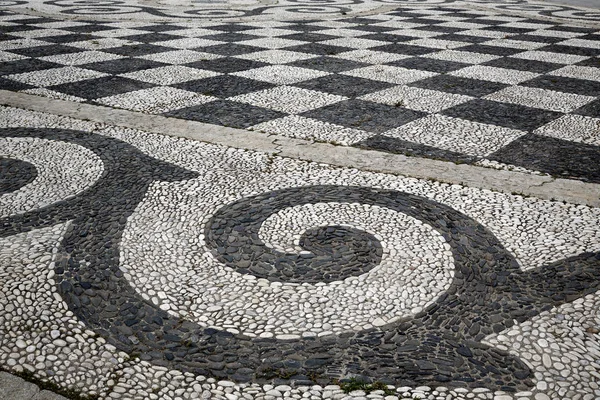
[1, 89, 598, 207]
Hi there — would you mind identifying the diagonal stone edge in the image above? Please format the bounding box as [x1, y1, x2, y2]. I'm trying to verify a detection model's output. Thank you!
[1, 89, 599, 207]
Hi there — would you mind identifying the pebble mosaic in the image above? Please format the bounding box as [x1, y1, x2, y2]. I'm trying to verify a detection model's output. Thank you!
[0, 2, 599, 182]
[1, 106, 600, 399]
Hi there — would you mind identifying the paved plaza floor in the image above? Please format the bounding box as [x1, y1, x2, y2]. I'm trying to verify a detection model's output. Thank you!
[1, 0, 600, 399]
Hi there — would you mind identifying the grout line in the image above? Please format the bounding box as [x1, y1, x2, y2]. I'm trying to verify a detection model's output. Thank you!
[1, 89, 599, 207]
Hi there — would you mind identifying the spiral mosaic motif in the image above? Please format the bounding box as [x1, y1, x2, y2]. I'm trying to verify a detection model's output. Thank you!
[1, 127, 600, 394]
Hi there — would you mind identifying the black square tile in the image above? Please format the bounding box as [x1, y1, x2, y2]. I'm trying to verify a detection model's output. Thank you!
[547, 25, 595, 34]
[0, 33, 17, 41]
[509, 33, 565, 44]
[283, 23, 328, 33]
[40, 33, 98, 44]
[119, 32, 184, 43]
[580, 34, 600, 42]
[538, 44, 600, 57]
[301, 99, 425, 133]
[80, 57, 168, 74]
[484, 26, 536, 34]
[442, 99, 562, 131]
[201, 43, 263, 56]
[387, 56, 469, 73]
[9, 44, 78, 58]
[483, 57, 562, 74]
[294, 74, 393, 97]
[358, 33, 415, 43]
[0, 77, 34, 91]
[0, 25, 39, 33]
[185, 57, 267, 73]
[459, 44, 523, 57]
[289, 56, 367, 73]
[574, 98, 600, 118]
[131, 24, 187, 32]
[62, 24, 115, 33]
[208, 24, 257, 32]
[201, 32, 260, 42]
[50, 76, 154, 100]
[463, 18, 508, 26]
[280, 32, 339, 43]
[413, 25, 465, 34]
[488, 133, 600, 184]
[173, 75, 275, 98]
[103, 44, 173, 56]
[0, 58, 61, 75]
[371, 43, 437, 56]
[577, 57, 600, 68]
[345, 24, 397, 33]
[435, 33, 491, 44]
[521, 75, 600, 96]
[12, 17, 57, 24]
[285, 43, 352, 56]
[410, 74, 508, 97]
[164, 100, 285, 128]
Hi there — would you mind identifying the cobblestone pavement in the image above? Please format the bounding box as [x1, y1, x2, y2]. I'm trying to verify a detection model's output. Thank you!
[1, 0, 600, 399]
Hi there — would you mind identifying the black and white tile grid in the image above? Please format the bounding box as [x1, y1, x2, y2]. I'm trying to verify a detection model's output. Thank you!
[1, 5, 600, 182]
[1, 0, 600, 22]
[2, 106, 600, 400]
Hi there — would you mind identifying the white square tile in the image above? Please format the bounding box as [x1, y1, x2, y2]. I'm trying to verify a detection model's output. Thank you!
[386, 28, 443, 38]
[7, 66, 107, 87]
[534, 114, 600, 145]
[368, 20, 427, 30]
[500, 22, 555, 30]
[481, 38, 547, 50]
[459, 29, 509, 39]
[424, 49, 500, 64]
[0, 38, 48, 51]
[333, 49, 410, 64]
[96, 86, 215, 114]
[549, 65, 600, 81]
[235, 50, 315, 64]
[524, 29, 586, 39]
[342, 65, 437, 85]
[31, 21, 90, 29]
[558, 38, 600, 50]
[230, 85, 346, 114]
[242, 21, 296, 28]
[139, 50, 221, 64]
[383, 114, 526, 156]
[39, 51, 125, 66]
[0, 50, 26, 62]
[251, 115, 375, 145]
[438, 21, 490, 30]
[450, 65, 539, 84]
[152, 38, 225, 49]
[239, 37, 306, 50]
[121, 66, 220, 85]
[242, 27, 299, 37]
[92, 28, 151, 38]
[67, 38, 135, 50]
[321, 37, 387, 49]
[359, 85, 472, 113]
[21, 87, 86, 102]
[232, 65, 329, 84]
[316, 28, 375, 37]
[485, 86, 595, 113]
[512, 50, 589, 64]
[6, 28, 71, 39]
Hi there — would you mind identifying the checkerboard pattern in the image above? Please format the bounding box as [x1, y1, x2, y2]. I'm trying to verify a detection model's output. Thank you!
[1, 7, 599, 174]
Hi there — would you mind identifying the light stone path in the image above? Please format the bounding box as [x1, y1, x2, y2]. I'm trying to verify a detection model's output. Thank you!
[1, 0, 600, 399]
